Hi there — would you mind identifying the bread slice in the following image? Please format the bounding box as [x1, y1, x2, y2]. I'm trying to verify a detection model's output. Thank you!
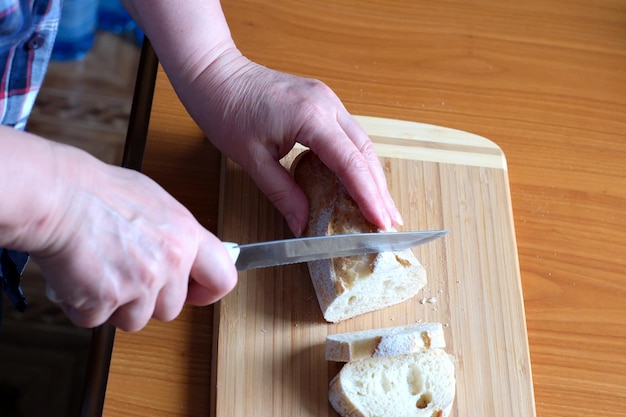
[329, 349, 456, 417]
[291, 150, 427, 323]
[326, 322, 446, 362]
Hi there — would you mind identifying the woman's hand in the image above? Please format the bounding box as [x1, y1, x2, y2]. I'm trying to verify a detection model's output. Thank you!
[29, 145, 237, 332]
[172, 50, 403, 236]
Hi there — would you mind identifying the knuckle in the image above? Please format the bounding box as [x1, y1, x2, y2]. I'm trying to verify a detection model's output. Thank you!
[64, 302, 108, 329]
[358, 139, 378, 160]
[265, 186, 295, 210]
[337, 150, 370, 178]
[297, 81, 336, 116]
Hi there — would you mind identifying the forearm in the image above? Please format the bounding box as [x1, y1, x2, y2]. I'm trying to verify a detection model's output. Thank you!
[0, 127, 78, 254]
[121, 0, 241, 82]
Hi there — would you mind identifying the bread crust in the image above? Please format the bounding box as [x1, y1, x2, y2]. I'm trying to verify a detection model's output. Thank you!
[326, 322, 447, 362]
[291, 150, 427, 322]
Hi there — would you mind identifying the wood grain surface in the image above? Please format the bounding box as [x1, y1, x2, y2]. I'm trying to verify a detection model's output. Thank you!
[214, 121, 534, 417]
[102, 1, 626, 416]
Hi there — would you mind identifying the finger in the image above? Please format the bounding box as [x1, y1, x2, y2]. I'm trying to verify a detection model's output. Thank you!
[51, 280, 120, 329]
[244, 149, 309, 236]
[186, 229, 238, 306]
[108, 298, 154, 332]
[61, 299, 116, 330]
[338, 114, 403, 227]
[152, 276, 188, 322]
[187, 279, 222, 306]
[106, 276, 160, 331]
[300, 121, 392, 230]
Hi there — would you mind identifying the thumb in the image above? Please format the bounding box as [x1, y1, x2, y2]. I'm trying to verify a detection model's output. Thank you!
[246, 155, 309, 237]
[186, 229, 238, 306]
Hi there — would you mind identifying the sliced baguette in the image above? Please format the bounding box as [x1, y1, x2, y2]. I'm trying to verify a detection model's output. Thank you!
[326, 322, 446, 362]
[329, 349, 456, 417]
[291, 150, 427, 323]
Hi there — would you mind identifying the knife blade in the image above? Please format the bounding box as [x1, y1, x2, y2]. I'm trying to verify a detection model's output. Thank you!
[223, 230, 448, 271]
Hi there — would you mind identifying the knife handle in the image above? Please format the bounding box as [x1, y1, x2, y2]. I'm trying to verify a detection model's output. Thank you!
[222, 242, 240, 264]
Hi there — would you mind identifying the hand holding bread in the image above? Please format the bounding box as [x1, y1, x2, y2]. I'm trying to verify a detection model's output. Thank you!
[169, 52, 402, 236]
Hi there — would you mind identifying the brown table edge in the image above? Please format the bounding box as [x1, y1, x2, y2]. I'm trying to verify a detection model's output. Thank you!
[79, 37, 159, 417]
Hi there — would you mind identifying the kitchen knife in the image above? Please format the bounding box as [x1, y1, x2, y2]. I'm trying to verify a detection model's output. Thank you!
[223, 229, 448, 271]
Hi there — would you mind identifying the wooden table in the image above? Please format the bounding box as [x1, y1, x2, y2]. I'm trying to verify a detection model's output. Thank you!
[100, 1, 626, 416]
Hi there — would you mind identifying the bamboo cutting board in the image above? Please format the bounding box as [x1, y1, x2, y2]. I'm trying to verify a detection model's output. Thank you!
[213, 116, 536, 417]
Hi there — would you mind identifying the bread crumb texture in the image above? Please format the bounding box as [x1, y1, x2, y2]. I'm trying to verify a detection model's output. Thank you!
[329, 349, 456, 417]
[292, 150, 427, 323]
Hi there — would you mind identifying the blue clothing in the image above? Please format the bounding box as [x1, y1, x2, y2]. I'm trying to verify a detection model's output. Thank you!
[0, 249, 29, 308]
[1, 0, 60, 129]
[1, 0, 60, 315]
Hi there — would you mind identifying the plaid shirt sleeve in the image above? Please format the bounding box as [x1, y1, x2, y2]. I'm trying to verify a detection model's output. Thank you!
[1, 0, 60, 130]
[1, 0, 61, 317]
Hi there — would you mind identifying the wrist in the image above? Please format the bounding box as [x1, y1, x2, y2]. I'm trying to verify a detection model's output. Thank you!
[123, 0, 240, 85]
[28, 143, 93, 258]
[0, 128, 87, 256]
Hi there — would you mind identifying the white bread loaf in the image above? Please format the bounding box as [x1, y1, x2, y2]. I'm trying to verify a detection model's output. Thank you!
[329, 349, 456, 417]
[291, 150, 427, 323]
[326, 322, 446, 362]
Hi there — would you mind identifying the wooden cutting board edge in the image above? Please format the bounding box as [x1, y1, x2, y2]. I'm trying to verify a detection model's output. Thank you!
[211, 116, 536, 417]
[356, 116, 507, 169]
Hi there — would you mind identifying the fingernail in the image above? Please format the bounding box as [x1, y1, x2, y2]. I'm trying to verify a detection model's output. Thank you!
[287, 214, 303, 237]
[380, 209, 392, 231]
[393, 207, 404, 227]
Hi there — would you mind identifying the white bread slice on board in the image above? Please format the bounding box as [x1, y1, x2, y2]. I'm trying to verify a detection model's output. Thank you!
[291, 150, 427, 323]
[329, 349, 456, 417]
[326, 322, 446, 362]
